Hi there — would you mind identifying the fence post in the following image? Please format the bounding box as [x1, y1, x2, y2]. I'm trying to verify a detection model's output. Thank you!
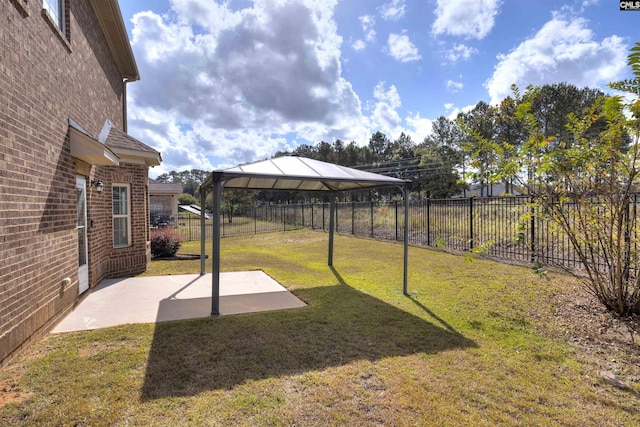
[322, 203, 326, 231]
[469, 197, 474, 250]
[530, 197, 536, 263]
[352, 201, 355, 235]
[395, 200, 399, 241]
[282, 205, 285, 232]
[427, 198, 431, 247]
[370, 200, 374, 238]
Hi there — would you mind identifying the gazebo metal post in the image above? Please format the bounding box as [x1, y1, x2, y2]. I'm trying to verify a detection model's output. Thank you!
[328, 196, 335, 266]
[403, 184, 409, 296]
[211, 172, 223, 316]
[200, 187, 206, 276]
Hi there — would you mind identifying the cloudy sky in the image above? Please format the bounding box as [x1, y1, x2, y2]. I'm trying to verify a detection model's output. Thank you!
[117, 0, 637, 176]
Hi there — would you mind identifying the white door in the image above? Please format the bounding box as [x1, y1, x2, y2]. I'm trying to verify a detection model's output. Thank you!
[76, 176, 89, 294]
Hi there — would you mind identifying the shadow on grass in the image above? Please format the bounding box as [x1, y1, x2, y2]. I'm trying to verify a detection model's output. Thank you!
[141, 284, 477, 400]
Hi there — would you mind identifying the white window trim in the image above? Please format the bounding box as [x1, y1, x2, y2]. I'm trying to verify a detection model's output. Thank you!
[113, 183, 132, 248]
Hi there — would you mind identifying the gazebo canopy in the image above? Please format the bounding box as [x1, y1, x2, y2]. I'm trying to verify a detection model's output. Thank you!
[200, 156, 411, 315]
[203, 155, 407, 191]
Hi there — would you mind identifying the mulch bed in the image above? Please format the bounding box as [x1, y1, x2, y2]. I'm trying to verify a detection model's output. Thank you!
[533, 277, 640, 391]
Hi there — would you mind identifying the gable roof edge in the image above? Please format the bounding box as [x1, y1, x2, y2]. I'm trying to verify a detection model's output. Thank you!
[89, 0, 139, 81]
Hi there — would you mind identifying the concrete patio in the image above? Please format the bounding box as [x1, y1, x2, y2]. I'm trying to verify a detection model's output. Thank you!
[52, 271, 307, 333]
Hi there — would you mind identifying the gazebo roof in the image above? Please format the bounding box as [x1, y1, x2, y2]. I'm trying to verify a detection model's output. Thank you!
[203, 156, 408, 191]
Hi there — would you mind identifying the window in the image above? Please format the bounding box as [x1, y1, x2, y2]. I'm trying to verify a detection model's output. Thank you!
[113, 184, 131, 248]
[43, 0, 64, 30]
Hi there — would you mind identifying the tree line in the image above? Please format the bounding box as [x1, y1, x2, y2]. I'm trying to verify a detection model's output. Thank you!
[157, 82, 615, 201]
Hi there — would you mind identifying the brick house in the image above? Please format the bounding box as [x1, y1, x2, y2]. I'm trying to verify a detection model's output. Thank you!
[149, 179, 182, 227]
[1, 0, 161, 366]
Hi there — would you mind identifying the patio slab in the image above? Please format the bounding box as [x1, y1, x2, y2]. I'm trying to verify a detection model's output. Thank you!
[52, 271, 306, 333]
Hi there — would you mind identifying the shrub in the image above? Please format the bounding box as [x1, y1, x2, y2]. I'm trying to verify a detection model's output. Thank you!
[150, 228, 182, 258]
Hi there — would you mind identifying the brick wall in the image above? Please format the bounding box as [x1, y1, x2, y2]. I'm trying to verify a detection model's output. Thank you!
[0, 0, 146, 366]
[89, 164, 151, 280]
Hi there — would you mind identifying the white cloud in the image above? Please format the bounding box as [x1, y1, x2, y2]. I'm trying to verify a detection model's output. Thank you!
[359, 15, 376, 42]
[444, 103, 454, 110]
[128, 0, 369, 170]
[352, 39, 366, 51]
[379, 0, 406, 21]
[366, 82, 403, 138]
[432, 0, 500, 40]
[582, 0, 599, 7]
[405, 112, 433, 143]
[367, 83, 432, 143]
[445, 104, 475, 120]
[387, 33, 421, 62]
[373, 81, 402, 109]
[485, 13, 628, 104]
[446, 79, 464, 93]
[445, 43, 478, 62]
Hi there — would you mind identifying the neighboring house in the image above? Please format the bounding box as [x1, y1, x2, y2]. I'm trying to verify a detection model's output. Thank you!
[149, 179, 182, 227]
[0, 0, 161, 366]
[454, 183, 524, 198]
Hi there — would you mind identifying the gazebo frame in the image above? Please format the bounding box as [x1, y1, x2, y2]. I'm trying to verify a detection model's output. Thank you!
[199, 156, 411, 315]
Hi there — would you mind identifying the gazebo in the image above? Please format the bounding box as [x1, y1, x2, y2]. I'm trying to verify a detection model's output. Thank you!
[199, 156, 410, 315]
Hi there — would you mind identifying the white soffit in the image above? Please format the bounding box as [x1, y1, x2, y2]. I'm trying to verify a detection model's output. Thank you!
[68, 121, 119, 166]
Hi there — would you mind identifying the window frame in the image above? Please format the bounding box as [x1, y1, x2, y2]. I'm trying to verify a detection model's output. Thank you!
[42, 0, 64, 33]
[112, 183, 132, 248]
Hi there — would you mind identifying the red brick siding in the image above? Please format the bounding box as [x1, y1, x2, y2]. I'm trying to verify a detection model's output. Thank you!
[0, 1, 149, 366]
[88, 164, 150, 280]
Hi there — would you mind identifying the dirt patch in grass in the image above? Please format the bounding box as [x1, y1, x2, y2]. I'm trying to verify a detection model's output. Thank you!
[532, 275, 640, 392]
[0, 370, 29, 410]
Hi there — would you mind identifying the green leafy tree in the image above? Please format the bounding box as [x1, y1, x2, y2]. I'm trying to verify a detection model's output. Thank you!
[206, 189, 257, 223]
[500, 43, 640, 316]
[156, 169, 208, 195]
[178, 193, 198, 206]
[415, 137, 464, 198]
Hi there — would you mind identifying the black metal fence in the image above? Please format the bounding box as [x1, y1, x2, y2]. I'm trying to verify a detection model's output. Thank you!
[171, 195, 640, 273]
[173, 204, 308, 242]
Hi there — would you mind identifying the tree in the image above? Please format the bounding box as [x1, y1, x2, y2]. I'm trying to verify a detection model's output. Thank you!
[368, 131, 390, 162]
[178, 193, 198, 206]
[494, 96, 526, 194]
[156, 169, 208, 195]
[316, 141, 334, 162]
[458, 101, 501, 196]
[206, 189, 257, 223]
[500, 43, 640, 316]
[415, 137, 464, 198]
[530, 82, 605, 148]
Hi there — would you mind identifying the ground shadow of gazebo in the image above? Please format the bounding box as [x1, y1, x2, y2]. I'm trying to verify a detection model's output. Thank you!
[198, 155, 411, 315]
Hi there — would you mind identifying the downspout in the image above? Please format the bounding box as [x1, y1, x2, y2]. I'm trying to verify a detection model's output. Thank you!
[123, 78, 129, 132]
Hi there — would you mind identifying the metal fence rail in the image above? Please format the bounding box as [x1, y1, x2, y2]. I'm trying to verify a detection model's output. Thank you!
[167, 195, 640, 273]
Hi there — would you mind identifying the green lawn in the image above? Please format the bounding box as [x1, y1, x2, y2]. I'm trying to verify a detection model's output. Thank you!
[1, 230, 638, 426]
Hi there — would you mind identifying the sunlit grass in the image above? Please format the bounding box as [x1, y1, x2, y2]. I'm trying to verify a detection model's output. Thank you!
[1, 230, 638, 426]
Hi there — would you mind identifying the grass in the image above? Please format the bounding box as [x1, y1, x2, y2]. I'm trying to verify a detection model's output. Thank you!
[1, 230, 639, 426]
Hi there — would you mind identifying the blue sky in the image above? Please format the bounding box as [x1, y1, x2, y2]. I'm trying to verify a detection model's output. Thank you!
[117, 0, 638, 176]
